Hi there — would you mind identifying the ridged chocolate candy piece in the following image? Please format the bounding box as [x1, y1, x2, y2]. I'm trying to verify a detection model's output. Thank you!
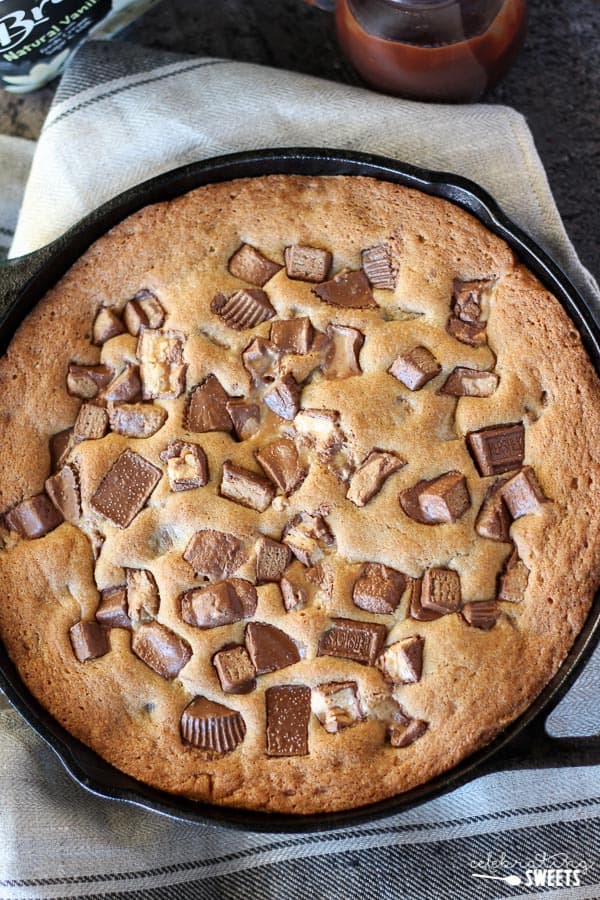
[213, 645, 256, 694]
[501, 467, 547, 518]
[109, 402, 167, 438]
[461, 600, 500, 630]
[284, 245, 332, 282]
[475, 477, 511, 541]
[180, 581, 244, 629]
[318, 618, 386, 666]
[322, 323, 364, 379]
[255, 438, 306, 495]
[242, 337, 281, 386]
[132, 621, 191, 679]
[400, 471, 471, 524]
[409, 579, 442, 622]
[283, 512, 334, 567]
[137, 328, 186, 400]
[92, 307, 125, 346]
[245, 622, 300, 675]
[498, 548, 530, 602]
[263, 373, 301, 420]
[220, 460, 276, 512]
[45, 464, 81, 523]
[421, 567, 461, 614]
[160, 440, 208, 491]
[389, 346, 441, 391]
[270, 317, 313, 353]
[211, 289, 275, 330]
[361, 243, 397, 290]
[352, 562, 407, 615]
[347, 449, 406, 507]
[183, 529, 246, 579]
[313, 270, 376, 309]
[123, 289, 165, 336]
[66, 363, 113, 399]
[185, 375, 232, 433]
[228, 243, 282, 286]
[226, 399, 261, 441]
[312, 681, 363, 733]
[101, 364, 143, 404]
[181, 696, 246, 752]
[127, 568, 160, 626]
[255, 536, 292, 583]
[388, 716, 428, 748]
[377, 635, 424, 684]
[73, 403, 109, 441]
[5, 493, 63, 540]
[446, 316, 487, 347]
[467, 423, 525, 477]
[69, 620, 110, 662]
[266, 685, 311, 757]
[90, 449, 161, 528]
[96, 585, 131, 629]
[439, 367, 499, 397]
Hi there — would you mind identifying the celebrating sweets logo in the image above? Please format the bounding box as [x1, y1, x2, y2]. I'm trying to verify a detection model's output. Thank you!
[470, 850, 593, 889]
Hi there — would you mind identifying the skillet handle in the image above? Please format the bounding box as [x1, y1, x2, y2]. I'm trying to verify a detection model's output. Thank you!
[483, 711, 600, 774]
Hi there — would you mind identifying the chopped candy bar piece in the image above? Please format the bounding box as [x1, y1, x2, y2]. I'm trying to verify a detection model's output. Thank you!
[284, 245, 332, 282]
[228, 243, 282, 286]
[69, 621, 109, 662]
[409, 579, 442, 622]
[160, 440, 208, 491]
[228, 578, 258, 619]
[263, 373, 301, 420]
[132, 621, 191, 679]
[476, 478, 511, 541]
[245, 622, 300, 675]
[377, 635, 424, 684]
[108, 402, 167, 438]
[322, 323, 364, 379]
[45, 464, 81, 522]
[446, 316, 487, 347]
[452, 278, 493, 324]
[6, 494, 63, 540]
[255, 535, 292, 583]
[400, 471, 470, 524]
[439, 367, 499, 397]
[318, 618, 386, 666]
[183, 529, 246, 579]
[92, 307, 125, 346]
[389, 346, 441, 391]
[124, 290, 165, 336]
[66, 363, 112, 399]
[421, 567, 461, 614]
[180, 582, 244, 629]
[270, 317, 313, 353]
[266, 685, 311, 757]
[220, 460, 275, 512]
[280, 562, 313, 612]
[388, 717, 428, 748]
[498, 548, 530, 602]
[467, 423, 525, 477]
[361, 243, 397, 290]
[283, 512, 334, 566]
[461, 600, 500, 630]
[101, 364, 142, 404]
[312, 681, 364, 733]
[90, 449, 161, 528]
[73, 403, 109, 441]
[226, 399, 261, 441]
[49, 428, 74, 472]
[256, 438, 306, 494]
[501, 467, 547, 518]
[185, 375, 232, 433]
[181, 696, 246, 752]
[347, 449, 406, 507]
[211, 289, 275, 330]
[126, 568, 160, 626]
[242, 337, 281, 385]
[96, 585, 131, 629]
[213, 645, 256, 694]
[313, 270, 377, 309]
[352, 562, 407, 615]
[137, 328, 186, 400]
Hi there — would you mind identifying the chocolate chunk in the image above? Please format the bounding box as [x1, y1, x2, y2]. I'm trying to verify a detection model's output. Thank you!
[318, 618, 386, 666]
[255, 438, 306, 494]
[361, 244, 397, 291]
[467, 423, 525, 477]
[160, 440, 208, 491]
[388, 717, 428, 748]
[498, 548, 529, 602]
[127, 568, 160, 626]
[228, 578, 258, 618]
[322, 323, 363, 379]
[421, 567, 461, 614]
[49, 428, 74, 472]
[352, 563, 407, 615]
[501, 467, 547, 518]
[475, 478, 511, 541]
[312, 681, 363, 733]
[132, 621, 191, 679]
[439, 367, 499, 398]
[108, 402, 167, 438]
[101, 364, 143, 404]
[377, 635, 424, 684]
[409, 579, 442, 622]
[347, 449, 406, 507]
[181, 696, 246, 752]
[67, 364, 113, 399]
[96, 585, 131, 629]
[124, 289, 165, 336]
[446, 316, 487, 347]
[283, 512, 334, 566]
[255, 536, 292, 583]
[270, 317, 313, 353]
[211, 289, 275, 330]
[45, 464, 81, 523]
[313, 270, 377, 309]
[245, 622, 300, 674]
[90, 449, 161, 528]
[266, 685, 311, 757]
[137, 328, 186, 400]
[6, 494, 63, 540]
[213, 645, 256, 693]
[284, 245, 332, 282]
[183, 529, 246, 579]
[389, 346, 441, 391]
[400, 471, 471, 524]
[92, 307, 125, 346]
[452, 278, 492, 324]
[226, 399, 261, 441]
[181, 581, 244, 629]
[461, 599, 500, 630]
[185, 375, 232, 433]
[69, 620, 109, 662]
[220, 460, 275, 512]
[228, 243, 282, 286]
[263, 373, 301, 420]
[242, 337, 281, 386]
[73, 403, 109, 441]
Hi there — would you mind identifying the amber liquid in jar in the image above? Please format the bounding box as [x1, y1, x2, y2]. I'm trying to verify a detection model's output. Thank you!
[335, 0, 527, 101]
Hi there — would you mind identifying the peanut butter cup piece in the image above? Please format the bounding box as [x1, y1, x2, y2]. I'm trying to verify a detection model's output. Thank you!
[501, 467, 547, 518]
[283, 512, 334, 566]
[313, 682, 364, 733]
[90, 449, 161, 528]
[126, 568, 160, 626]
[93, 307, 125, 346]
[318, 618, 386, 666]
[180, 582, 244, 629]
[263, 373, 301, 420]
[6, 493, 63, 540]
[255, 535, 292, 583]
[446, 316, 487, 347]
[421, 567, 461, 614]
[361, 243, 397, 291]
[101, 364, 143, 404]
[400, 471, 471, 524]
[73, 403, 109, 441]
[45, 464, 81, 523]
[160, 440, 208, 491]
[388, 716, 428, 749]
[226, 399, 261, 441]
[69, 621, 110, 662]
[137, 328, 186, 400]
[211, 289, 275, 330]
[49, 428, 75, 472]
[389, 346, 441, 391]
[266, 685, 311, 757]
[185, 375, 232, 433]
[213, 645, 256, 694]
[245, 622, 300, 675]
[255, 438, 306, 495]
[124, 290, 165, 336]
[467, 423, 525, 477]
[228, 243, 282, 286]
[313, 270, 376, 309]
[439, 367, 499, 398]
[96, 585, 131, 629]
[284, 245, 332, 283]
[347, 449, 406, 507]
[132, 621, 191, 679]
[461, 600, 500, 630]
[183, 529, 246, 579]
[322, 323, 364, 379]
[352, 563, 407, 615]
[67, 364, 113, 400]
[377, 635, 424, 684]
[181, 696, 246, 752]
[220, 460, 275, 512]
[108, 402, 167, 438]
[475, 478, 511, 541]
[270, 317, 313, 353]
[242, 336, 281, 386]
[498, 548, 530, 602]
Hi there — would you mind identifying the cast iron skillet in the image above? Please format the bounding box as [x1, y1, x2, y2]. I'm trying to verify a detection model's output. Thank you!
[0, 148, 599, 833]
